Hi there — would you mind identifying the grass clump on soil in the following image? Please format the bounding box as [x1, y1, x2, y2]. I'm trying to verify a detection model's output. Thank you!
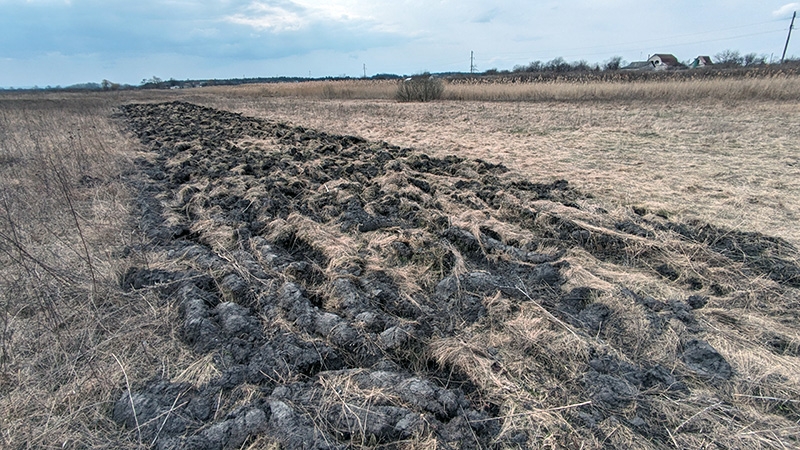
[2, 93, 800, 449]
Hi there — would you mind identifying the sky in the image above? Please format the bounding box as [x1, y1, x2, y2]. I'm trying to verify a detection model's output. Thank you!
[0, 1, 798, 88]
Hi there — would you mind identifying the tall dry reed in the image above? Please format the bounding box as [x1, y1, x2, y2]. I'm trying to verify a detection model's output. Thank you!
[205, 74, 800, 103]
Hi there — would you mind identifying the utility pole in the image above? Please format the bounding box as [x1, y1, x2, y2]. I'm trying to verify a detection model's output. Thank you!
[782, 11, 796, 63]
[470, 51, 476, 74]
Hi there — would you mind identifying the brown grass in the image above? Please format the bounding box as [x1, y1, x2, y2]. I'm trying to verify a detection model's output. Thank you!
[2, 77, 800, 448]
[206, 73, 800, 103]
[0, 93, 197, 448]
[443, 75, 800, 102]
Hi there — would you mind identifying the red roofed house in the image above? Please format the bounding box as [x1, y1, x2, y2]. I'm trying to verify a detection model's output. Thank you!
[690, 56, 713, 68]
[647, 54, 680, 70]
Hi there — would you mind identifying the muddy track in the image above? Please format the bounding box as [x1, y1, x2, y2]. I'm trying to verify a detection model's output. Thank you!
[113, 101, 800, 449]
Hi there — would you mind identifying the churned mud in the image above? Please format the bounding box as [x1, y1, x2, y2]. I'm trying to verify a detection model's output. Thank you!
[112, 101, 800, 449]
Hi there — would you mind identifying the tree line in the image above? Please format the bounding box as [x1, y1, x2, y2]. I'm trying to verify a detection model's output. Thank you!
[485, 49, 782, 75]
[3, 49, 795, 92]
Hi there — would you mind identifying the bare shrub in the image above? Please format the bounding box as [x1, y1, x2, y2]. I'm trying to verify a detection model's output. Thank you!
[603, 56, 625, 71]
[395, 74, 444, 102]
[714, 49, 744, 67]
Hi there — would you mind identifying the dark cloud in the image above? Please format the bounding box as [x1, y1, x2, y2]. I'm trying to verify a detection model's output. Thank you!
[0, 0, 403, 60]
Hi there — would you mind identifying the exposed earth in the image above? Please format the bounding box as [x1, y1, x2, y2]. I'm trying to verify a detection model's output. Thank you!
[112, 101, 800, 449]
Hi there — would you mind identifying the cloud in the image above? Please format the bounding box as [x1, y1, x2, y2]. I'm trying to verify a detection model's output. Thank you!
[223, 0, 383, 33]
[473, 8, 500, 24]
[0, 0, 404, 61]
[224, 1, 310, 32]
[773, 3, 799, 17]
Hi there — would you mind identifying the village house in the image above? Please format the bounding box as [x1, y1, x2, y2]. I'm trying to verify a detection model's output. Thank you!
[690, 56, 714, 68]
[646, 54, 681, 70]
[621, 61, 652, 70]
[622, 53, 686, 71]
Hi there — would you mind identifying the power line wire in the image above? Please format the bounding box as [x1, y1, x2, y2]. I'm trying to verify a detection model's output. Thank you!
[471, 28, 785, 66]
[407, 17, 794, 73]
[480, 19, 787, 58]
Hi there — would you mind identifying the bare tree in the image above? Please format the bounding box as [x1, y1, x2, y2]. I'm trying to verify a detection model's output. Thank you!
[714, 50, 744, 68]
[743, 53, 766, 67]
[603, 56, 625, 71]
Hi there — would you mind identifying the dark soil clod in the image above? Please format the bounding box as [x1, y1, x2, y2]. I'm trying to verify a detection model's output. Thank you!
[681, 339, 733, 380]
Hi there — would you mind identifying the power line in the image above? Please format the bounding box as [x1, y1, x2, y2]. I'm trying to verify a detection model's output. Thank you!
[470, 51, 476, 73]
[585, 18, 787, 51]
[401, 17, 791, 74]
[472, 28, 785, 66]
[478, 19, 787, 59]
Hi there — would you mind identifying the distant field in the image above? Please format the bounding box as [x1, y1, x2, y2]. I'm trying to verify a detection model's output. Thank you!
[1, 79, 799, 448]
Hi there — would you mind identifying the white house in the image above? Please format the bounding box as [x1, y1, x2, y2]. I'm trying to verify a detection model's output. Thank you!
[647, 54, 680, 70]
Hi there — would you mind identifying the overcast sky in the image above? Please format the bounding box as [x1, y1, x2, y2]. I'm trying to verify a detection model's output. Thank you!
[1, 1, 798, 88]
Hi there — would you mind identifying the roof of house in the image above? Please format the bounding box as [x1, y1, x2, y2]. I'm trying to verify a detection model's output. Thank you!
[622, 61, 652, 70]
[648, 54, 680, 66]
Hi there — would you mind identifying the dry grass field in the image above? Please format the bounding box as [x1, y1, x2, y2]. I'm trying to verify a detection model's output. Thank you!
[1, 77, 799, 449]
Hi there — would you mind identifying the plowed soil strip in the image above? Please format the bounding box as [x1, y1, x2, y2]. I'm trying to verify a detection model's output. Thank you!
[112, 101, 800, 449]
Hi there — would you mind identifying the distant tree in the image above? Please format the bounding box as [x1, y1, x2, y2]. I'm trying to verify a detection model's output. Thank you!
[513, 60, 544, 73]
[571, 60, 592, 72]
[743, 53, 766, 67]
[603, 56, 625, 71]
[140, 76, 164, 87]
[67, 82, 101, 90]
[139, 76, 166, 89]
[714, 49, 744, 67]
[101, 79, 121, 90]
[545, 57, 571, 72]
[372, 73, 402, 80]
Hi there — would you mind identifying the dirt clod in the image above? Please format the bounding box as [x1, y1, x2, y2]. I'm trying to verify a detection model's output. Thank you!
[681, 339, 733, 380]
